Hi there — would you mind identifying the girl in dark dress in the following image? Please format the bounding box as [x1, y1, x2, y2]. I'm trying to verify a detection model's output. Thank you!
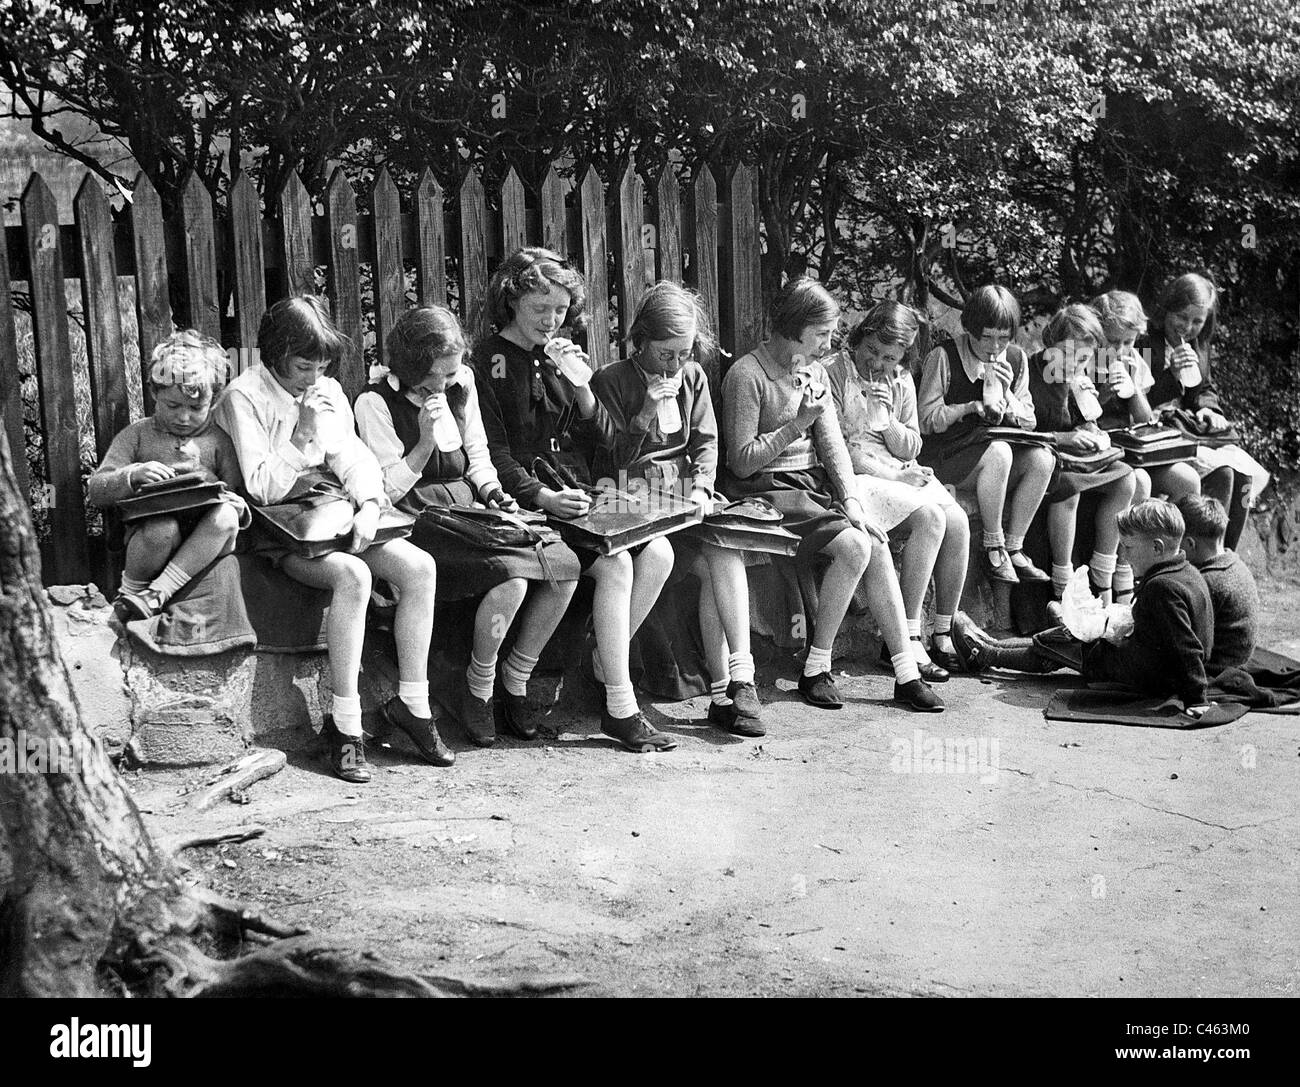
[355, 306, 580, 748]
[1028, 304, 1136, 604]
[472, 247, 677, 753]
[916, 285, 1056, 587]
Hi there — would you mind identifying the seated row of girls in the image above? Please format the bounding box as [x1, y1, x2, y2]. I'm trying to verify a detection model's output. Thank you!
[723, 278, 946, 712]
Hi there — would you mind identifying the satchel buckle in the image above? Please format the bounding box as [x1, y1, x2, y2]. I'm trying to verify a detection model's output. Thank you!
[549, 436, 562, 453]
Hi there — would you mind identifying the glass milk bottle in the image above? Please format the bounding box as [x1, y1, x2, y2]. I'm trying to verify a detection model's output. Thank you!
[863, 374, 892, 432]
[657, 374, 683, 435]
[425, 395, 463, 452]
[1170, 337, 1203, 389]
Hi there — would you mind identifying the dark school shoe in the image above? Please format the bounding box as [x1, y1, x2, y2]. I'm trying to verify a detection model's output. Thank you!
[1008, 550, 1051, 582]
[892, 678, 946, 713]
[601, 710, 678, 752]
[113, 587, 164, 623]
[728, 680, 763, 721]
[879, 640, 950, 683]
[707, 695, 766, 739]
[798, 671, 844, 709]
[380, 696, 455, 767]
[458, 687, 497, 748]
[984, 547, 1020, 584]
[321, 715, 372, 783]
[494, 685, 539, 741]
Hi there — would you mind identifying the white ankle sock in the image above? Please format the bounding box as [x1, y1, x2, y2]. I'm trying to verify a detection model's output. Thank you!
[982, 529, 1005, 550]
[604, 682, 639, 719]
[710, 678, 732, 706]
[1113, 562, 1135, 602]
[397, 679, 431, 719]
[933, 613, 954, 654]
[891, 650, 921, 685]
[728, 651, 755, 684]
[148, 561, 189, 604]
[1006, 534, 1026, 554]
[120, 574, 149, 594]
[1089, 551, 1118, 589]
[909, 636, 931, 665]
[466, 652, 496, 702]
[803, 645, 832, 678]
[906, 618, 922, 639]
[332, 694, 363, 737]
[1051, 563, 1073, 598]
[501, 647, 539, 697]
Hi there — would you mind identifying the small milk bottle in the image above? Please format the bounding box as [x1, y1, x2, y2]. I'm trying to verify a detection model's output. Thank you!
[657, 374, 683, 435]
[426, 395, 463, 453]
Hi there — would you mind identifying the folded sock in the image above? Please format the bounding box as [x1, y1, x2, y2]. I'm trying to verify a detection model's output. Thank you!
[120, 574, 150, 595]
[982, 529, 1006, 550]
[803, 645, 832, 678]
[467, 652, 497, 702]
[906, 618, 922, 639]
[332, 694, 363, 738]
[933, 613, 953, 636]
[728, 651, 755, 685]
[909, 635, 931, 665]
[397, 679, 430, 720]
[710, 678, 732, 706]
[604, 681, 639, 720]
[1005, 533, 1026, 554]
[1089, 551, 1118, 589]
[147, 561, 189, 605]
[1113, 562, 1135, 602]
[1051, 563, 1073, 597]
[500, 647, 539, 697]
[891, 650, 921, 685]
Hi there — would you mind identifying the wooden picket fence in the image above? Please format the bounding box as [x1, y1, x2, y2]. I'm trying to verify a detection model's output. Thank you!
[0, 158, 763, 587]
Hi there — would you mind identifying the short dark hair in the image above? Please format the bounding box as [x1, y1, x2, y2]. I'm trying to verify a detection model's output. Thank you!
[386, 306, 470, 387]
[1118, 498, 1185, 542]
[257, 295, 351, 379]
[1041, 303, 1106, 350]
[481, 246, 587, 337]
[961, 285, 1021, 337]
[769, 277, 839, 341]
[1177, 494, 1229, 541]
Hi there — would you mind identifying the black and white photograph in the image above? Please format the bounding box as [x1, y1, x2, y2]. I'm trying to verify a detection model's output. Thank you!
[0, 0, 1296, 1057]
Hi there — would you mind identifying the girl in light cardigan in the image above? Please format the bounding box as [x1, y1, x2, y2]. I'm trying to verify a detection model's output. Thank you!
[215, 295, 446, 784]
[722, 278, 943, 713]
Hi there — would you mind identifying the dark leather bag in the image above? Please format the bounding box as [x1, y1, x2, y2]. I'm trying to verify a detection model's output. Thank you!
[1055, 446, 1126, 473]
[252, 475, 415, 558]
[1160, 407, 1240, 447]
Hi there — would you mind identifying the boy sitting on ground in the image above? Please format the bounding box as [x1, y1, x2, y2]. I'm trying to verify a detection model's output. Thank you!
[950, 499, 1217, 716]
[89, 330, 249, 623]
[1177, 494, 1259, 673]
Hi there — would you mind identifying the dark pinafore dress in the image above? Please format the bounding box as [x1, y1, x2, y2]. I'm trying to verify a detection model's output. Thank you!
[1027, 350, 1134, 503]
[918, 340, 1027, 486]
[369, 379, 579, 601]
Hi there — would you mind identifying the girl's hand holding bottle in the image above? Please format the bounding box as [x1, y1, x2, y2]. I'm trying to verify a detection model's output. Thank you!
[638, 375, 683, 433]
[544, 337, 593, 387]
[1169, 339, 1202, 389]
[793, 381, 829, 429]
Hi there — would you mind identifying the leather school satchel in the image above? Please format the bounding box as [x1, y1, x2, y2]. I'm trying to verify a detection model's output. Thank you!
[1054, 446, 1126, 473]
[117, 471, 228, 522]
[252, 474, 415, 558]
[1160, 407, 1241, 448]
[1106, 421, 1199, 467]
[418, 504, 559, 550]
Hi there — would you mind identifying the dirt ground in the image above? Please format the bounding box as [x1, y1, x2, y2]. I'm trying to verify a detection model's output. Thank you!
[129, 571, 1300, 998]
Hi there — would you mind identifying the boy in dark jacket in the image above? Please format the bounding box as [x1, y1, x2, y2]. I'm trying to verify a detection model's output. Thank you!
[1177, 495, 1259, 674]
[951, 499, 1216, 715]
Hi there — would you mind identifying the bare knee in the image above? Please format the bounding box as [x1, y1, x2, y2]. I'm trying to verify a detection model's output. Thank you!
[944, 503, 970, 544]
[911, 503, 945, 543]
[593, 551, 633, 591]
[980, 441, 1013, 476]
[140, 516, 182, 554]
[829, 528, 872, 574]
[641, 537, 675, 580]
[1023, 445, 1056, 477]
[331, 555, 372, 602]
[1132, 469, 1152, 504]
[203, 501, 242, 539]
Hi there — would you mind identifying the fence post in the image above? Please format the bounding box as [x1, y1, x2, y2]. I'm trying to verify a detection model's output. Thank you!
[229, 171, 267, 375]
[616, 160, 650, 342]
[579, 166, 611, 368]
[0, 214, 30, 503]
[501, 166, 528, 257]
[324, 166, 365, 401]
[655, 165, 682, 284]
[370, 166, 404, 370]
[21, 173, 90, 584]
[74, 175, 129, 461]
[179, 171, 221, 341]
[685, 167, 720, 381]
[415, 168, 446, 308]
[459, 169, 488, 331]
[278, 169, 317, 299]
[130, 172, 173, 410]
[722, 163, 761, 363]
[540, 164, 567, 260]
